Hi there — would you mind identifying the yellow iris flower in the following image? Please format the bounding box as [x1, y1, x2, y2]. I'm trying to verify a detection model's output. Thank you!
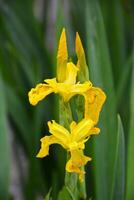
[28, 28, 107, 181]
[37, 118, 100, 181]
[28, 28, 106, 123]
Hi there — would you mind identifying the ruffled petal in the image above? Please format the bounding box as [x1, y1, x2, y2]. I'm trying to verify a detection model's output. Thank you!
[66, 150, 91, 181]
[76, 32, 89, 81]
[65, 62, 79, 85]
[36, 135, 61, 158]
[84, 87, 106, 124]
[71, 118, 95, 142]
[28, 83, 53, 106]
[48, 120, 70, 149]
[45, 78, 59, 93]
[57, 28, 68, 82]
[72, 81, 92, 94]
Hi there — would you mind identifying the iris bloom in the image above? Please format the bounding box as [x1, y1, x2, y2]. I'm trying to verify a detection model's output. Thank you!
[28, 29, 106, 180]
[37, 118, 100, 181]
[28, 29, 106, 123]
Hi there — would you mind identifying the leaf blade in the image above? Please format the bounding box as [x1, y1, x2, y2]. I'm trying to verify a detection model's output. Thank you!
[126, 52, 134, 199]
[86, 1, 117, 199]
[113, 115, 125, 200]
[0, 76, 10, 200]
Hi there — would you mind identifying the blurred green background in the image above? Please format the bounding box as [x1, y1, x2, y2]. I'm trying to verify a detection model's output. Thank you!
[0, 0, 134, 200]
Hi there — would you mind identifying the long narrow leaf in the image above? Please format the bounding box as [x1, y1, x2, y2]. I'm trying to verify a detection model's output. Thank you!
[113, 115, 125, 200]
[126, 51, 134, 199]
[86, 1, 117, 199]
[0, 76, 10, 200]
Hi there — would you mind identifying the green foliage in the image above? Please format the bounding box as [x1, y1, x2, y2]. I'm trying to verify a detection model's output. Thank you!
[86, 1, 117, 199]
[58, 186, 72, 200]
[44, 188, 52, 200]
[0, 76, 10, 200]
[126, 51, 134, 199]
[113, 115, 125, 200]
[0, 0, 133, 199]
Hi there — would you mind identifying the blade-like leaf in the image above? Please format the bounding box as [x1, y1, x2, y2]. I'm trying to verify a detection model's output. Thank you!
[116, 51, 134, 107]
[44, 188, 52, 200]
[126, 52, 134, 199]
[113, 115, 125, 200]
[58, 186, 72, 200]
[6, 86, 32, 150]
[0, 76, 10, 200]
[86, 1, 117, 199]
[100, 0, 126, 86]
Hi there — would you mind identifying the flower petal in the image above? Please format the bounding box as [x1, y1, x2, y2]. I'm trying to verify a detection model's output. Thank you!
[71, 81, 92, 95]
[45, 78, 59, 93]
[76, 32, 89, 81]
[66, 150, 91, 181]
[65, 62, 79, 85]
[84, 87, 106, 124]
[89, 127, 100, 135]
[46, 79, 92, 103]
[28, 83, 53, 106]
[57, 28, 68, 82]
[71, 118, 95, 142]
[70, 121, 77, 132]
[62, 81, 92, 102]
[48, 120, 70, 149]
[36, 135, 61, 158]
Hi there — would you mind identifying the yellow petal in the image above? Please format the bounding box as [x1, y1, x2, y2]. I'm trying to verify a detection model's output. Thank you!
[57, 28, 68, 82]
[36, 135, 61, 158]
[28, 83, 53, 106]
[65, 62, 79, 84]
[76, 32, 85, 59]
[69, 141, 85, 151]
[76, 32, 89, 81]
[84, 87, 106, 124]
[89, 127, 100, 135]
[66, 150, 91, 181]
[70, 121, 77, 132]
[45, 78, 59, 93]
[48, 120, 70, 149]
[71, 118, 95, 142]
[71, 81, 92, 94]
[61, 81, 92, 102]
[45, 79, 92, 103]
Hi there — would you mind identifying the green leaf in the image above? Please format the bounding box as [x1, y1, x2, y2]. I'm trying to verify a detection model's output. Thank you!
[0, 76, 10, 200]
[86, 1, 117, 199]
[6, 86, 32, 151]
[44, 188, 52, 200]
[116, 52, 134, 107]
[65, 171, 78, 200]
[58, 186, 72, 200]
[113, 115, 125, 200]
[126, 52, 134, 199]
[100, 0, 126, 87]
